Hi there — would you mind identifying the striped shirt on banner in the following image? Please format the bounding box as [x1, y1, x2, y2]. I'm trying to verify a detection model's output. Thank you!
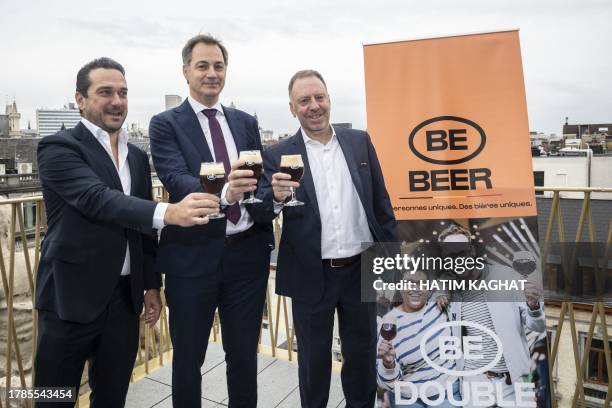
[376, 302, 457, 399]
[461, 290, 508, 372]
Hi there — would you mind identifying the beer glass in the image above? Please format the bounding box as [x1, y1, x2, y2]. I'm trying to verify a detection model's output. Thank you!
[200, 162, 226, 219]
[512, 251, 537, 276]
[380, 315, 398, 341]
[239, 150, 263, 204]
[279, 154, 304, 207]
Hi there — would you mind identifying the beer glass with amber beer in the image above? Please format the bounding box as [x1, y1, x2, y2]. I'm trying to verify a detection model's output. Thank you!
[239, 150, 263, 204]
[279, 154, 304, 207]
[200, 162, 226, 219]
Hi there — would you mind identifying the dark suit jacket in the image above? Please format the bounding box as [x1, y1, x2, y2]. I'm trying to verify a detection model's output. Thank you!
[149, 100, 274, 278]
[36, 122, 161, 324]
[255, 128, 397, 304]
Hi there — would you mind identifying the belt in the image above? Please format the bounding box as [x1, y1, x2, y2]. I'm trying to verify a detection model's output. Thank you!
[484, 371, 512, 385]
[225, 226, 257, 246]
[322, 254, 361, 269]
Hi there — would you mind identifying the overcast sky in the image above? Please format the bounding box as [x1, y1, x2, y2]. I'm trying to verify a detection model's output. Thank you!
[1, 0, 610, 135]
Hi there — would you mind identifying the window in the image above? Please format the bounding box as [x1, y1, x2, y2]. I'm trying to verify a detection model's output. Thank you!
[533, 171, 544, 196]
[580, 334, 610, 405]
[586, 338, 609, 385]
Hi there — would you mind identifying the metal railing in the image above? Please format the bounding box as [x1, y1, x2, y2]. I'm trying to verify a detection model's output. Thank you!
[536, 187, 612, 407]
[0, 196, 44, 408]
[0, 186, 610, 407]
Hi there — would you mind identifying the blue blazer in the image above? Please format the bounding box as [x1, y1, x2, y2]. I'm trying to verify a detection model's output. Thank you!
[36, 122, 160, 323]
[255, 128, 397, 304]
[149, 100, 274, 278]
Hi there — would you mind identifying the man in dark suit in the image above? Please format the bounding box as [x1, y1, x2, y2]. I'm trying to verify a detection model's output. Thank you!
[256, 70, 397, 408]
[35, 57, 220, 408]
[149, 34, 274, 407]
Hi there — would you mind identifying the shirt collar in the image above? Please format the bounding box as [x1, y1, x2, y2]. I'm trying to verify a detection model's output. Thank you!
[80, 117, 128, 145]
[188, 96, 224, 116]
[301, 125, 336, 146]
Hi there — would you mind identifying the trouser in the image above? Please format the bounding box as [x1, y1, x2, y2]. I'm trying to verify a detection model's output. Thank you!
[292, 259, 377, 408]
[34, 276, 139, 408]
[165, 229, 271, 408]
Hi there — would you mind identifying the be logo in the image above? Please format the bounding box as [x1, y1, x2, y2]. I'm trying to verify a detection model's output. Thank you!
[408, 116, 492, 192]
[419, 320, 503, 376]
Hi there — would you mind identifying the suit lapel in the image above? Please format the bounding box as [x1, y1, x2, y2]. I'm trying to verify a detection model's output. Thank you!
[336, 128, 367, 208]
[127, 145, 141, 197]
[223, 106, 249, 153]
[292, 130, 321, 221]
[336, 128, 386, 242]
[74, 122, 123, 191]
[175, 101, 214, 163]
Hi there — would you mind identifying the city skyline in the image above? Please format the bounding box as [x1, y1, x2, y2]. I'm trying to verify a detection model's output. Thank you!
[2, 0, 611, 136]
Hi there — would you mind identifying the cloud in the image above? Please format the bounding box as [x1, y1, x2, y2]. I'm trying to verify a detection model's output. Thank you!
[1, 0, 610, 135]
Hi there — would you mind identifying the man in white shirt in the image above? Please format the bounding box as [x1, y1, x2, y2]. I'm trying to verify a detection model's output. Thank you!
[256, 70, 397, 408]
[35, 57, 219, 408]
[149, 35, 274, 407]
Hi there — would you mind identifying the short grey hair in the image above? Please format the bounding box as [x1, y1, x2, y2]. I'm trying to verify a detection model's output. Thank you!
[288, 69, 327, 95]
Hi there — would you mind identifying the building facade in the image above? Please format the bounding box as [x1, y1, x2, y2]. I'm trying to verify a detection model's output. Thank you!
[0, 114, 8, 138]
[36, 103, 81, 137]
[563, 121, 611, 153]
[6, 101, 21, 137]
[165, 95, 182, 110]
[532, 154, 612, 199]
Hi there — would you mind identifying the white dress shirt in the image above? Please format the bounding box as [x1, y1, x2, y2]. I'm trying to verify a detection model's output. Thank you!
[301, 126, 373, 259]
[81, 118, 167, 276]
[188, 96, 253, 235]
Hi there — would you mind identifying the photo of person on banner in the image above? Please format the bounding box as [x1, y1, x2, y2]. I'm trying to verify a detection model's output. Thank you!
[376, 269, 461, 407]
[436, 224, 546, 408]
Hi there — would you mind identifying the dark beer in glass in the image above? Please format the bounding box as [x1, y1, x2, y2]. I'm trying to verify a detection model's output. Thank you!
[200, 162, 226, 219]
[380, 315, 398, 341]
[380, 323, 397, 341]
[279, 154, 304, 207]
[239, 150, 263, 204]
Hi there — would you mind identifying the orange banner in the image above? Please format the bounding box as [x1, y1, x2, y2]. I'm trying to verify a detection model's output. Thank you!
[364, 30, 537, 220]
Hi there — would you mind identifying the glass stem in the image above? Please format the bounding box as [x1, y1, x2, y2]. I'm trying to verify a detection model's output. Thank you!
[290, 187, 296, 202]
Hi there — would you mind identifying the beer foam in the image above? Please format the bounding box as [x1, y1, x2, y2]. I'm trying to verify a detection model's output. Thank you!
[200, 162, 225, 175]
[240, 150, 262, 164]
[280, 154, 303, 167]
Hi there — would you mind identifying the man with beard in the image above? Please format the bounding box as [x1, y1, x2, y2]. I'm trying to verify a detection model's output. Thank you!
[35, 57, 219, 408]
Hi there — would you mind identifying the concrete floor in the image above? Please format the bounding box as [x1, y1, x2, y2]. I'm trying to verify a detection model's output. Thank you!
[124, 342, 346, 408]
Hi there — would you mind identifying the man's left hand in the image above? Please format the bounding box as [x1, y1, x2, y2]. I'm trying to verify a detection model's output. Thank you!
[225, 160, 258, 204]
[144, 289, 162, 326]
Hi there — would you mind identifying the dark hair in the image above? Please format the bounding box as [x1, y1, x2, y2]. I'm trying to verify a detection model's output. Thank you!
[182, 34, 228, 66]
[288, 69, 327, 95]
[76, 57, 125, 97]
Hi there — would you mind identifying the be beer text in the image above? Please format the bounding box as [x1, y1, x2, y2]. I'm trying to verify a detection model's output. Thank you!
[408, 128, 492, 192]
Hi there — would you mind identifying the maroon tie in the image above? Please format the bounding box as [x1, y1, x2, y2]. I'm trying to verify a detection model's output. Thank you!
[202, 109, 241, 224]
